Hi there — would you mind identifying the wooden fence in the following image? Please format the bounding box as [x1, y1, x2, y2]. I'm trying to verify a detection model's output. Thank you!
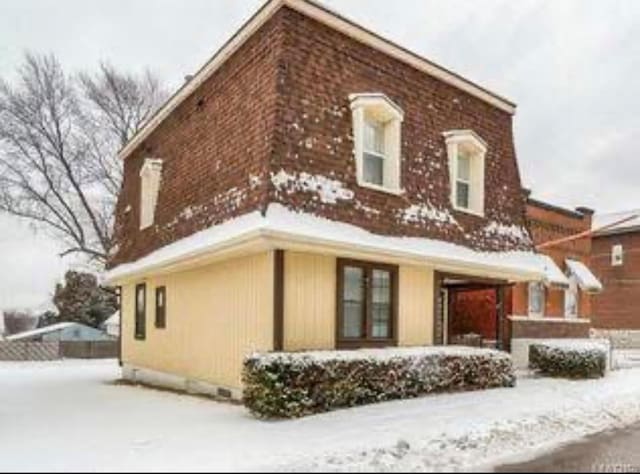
[0, 340, 118, 361]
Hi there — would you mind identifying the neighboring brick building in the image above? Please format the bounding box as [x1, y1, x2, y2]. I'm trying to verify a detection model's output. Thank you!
[450, 196, 602, 363]
[106, 0, 564, 397]
[591, 210, 640, 346]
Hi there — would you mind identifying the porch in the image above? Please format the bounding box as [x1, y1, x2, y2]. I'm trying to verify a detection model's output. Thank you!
[434, 272, 512, 351]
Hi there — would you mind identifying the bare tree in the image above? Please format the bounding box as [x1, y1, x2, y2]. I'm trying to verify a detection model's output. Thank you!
[0, 54, 165, 264]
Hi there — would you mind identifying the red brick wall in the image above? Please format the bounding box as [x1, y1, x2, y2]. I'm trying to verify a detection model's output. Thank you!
[109, 13, 285, 267]
[269, 8, 531, 252]
[450, 289, 497, 341]
[511, 200, 594, 318]
[592, 231, 640, 329]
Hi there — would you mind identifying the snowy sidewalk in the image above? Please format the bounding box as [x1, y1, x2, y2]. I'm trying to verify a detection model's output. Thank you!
[2, 360, 640, 472]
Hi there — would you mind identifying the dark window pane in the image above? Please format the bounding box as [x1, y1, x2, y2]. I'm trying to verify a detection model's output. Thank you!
[363, 153, 384, 186]
[342, 266, 364, 338]
[456, 181, 470, 209]
[135, 284, 146, 340]
[371, 269, 391, 338]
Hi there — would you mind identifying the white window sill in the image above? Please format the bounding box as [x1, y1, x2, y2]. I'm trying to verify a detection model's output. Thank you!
[357, 180, 404, 196]
[452, 204, 484, 218]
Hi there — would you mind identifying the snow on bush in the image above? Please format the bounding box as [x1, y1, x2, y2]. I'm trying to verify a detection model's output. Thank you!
[243, 347, 515, 419]
[529, 341, 607, 379]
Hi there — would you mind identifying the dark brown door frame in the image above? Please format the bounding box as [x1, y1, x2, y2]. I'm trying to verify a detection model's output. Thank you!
[273, 249, 285, 352]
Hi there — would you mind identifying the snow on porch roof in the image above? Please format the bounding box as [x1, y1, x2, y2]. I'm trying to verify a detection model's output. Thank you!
[105, 204, 564, 284]
[565, 259, 603, 293]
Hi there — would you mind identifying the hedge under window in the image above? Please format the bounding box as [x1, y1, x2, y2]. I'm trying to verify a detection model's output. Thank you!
[155, 286, 166, 329]
[135, 283, 146, 340]
[337, 259, 398, 348]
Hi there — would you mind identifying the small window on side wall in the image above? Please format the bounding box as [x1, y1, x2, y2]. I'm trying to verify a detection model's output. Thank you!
[528, 281, 545, 317]
[443, 130, 487, 216]
[135, 283, 146, 340]
[612, 244, 624, 267]
[350, 93, 404, 194]
[155, 286, 166, 329]
[139, 158, 163, 230]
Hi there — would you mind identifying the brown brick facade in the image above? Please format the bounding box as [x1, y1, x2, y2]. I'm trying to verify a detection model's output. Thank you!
[109, 13, 285, 267]
[109, 6, 533, 269]
[269, 8, 530, 252]
[592, 231, 640, 329]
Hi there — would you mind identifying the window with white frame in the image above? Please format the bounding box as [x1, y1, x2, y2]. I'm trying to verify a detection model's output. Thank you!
[528, 281, 545, 317]
[350, 93, 403, 193]
[564, 275, 579, 319]
[443, 130, 487, 216]
[139, 158, 163, 230]
[611, 244, 624, 266]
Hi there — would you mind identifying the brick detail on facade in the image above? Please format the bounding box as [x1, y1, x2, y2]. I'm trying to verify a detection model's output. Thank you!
[591, 231, 640, 330]
[109, 6, 534, 269]
[509, 318, 591, 339]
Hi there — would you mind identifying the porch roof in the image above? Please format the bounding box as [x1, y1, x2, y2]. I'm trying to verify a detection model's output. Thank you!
[565, 259, 603, 293]
[106, 204, 564, 285]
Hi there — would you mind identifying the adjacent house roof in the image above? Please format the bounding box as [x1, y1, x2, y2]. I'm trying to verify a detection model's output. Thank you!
[118, 0, 516, 161]
[565, 259, 603, 294]
[106, 204, 564, 285]
[593, 210, 640, 236]
[6, 322, 77, 342]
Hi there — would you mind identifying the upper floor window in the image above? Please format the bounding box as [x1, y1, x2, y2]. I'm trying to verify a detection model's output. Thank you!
[443, 130, 487, 216]
[350, 93, 403, 194]
[139, 158, 163, 230]
[611, 244, 624, 267]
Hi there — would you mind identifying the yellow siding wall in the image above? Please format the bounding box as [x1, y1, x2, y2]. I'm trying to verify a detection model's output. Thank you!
[284, 252, 336, 351]
[283, 252, 434, 350]
[121, 251, 274, 390]
[398, 265, 434, 346]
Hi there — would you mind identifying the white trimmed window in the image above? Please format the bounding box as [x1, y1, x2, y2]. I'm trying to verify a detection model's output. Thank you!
[611, 244, 624, 266]
[528, 281, 545, 317]
[443, 130, 487, 216]
[139, 158, 163, 230]
[564, 275, 579, 319]
[350, 93, 403, 194]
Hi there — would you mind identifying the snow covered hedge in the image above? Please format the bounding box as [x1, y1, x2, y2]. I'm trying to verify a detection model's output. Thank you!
[529, 341, 607, 379]
[243, 347, 515, 419]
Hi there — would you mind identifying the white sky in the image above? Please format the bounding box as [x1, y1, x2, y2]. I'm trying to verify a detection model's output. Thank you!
[1, 0, 639, 309]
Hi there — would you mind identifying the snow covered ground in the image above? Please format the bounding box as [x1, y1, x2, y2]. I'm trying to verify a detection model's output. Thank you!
[2, 360, 640, 472]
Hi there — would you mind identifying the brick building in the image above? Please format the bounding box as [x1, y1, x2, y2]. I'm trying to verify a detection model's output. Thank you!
[448, 196, 602, 364]
[106, 0, 565, 397]
[591, 210, 640, 345]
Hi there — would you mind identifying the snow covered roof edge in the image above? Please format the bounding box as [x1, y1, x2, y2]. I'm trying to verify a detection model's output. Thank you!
[6, 322, 79, 341]
[106, 204, 564, 285]
[565, 259, 603, 293]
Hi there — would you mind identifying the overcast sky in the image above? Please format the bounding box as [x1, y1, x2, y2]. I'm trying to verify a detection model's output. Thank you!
[1, 0, 639, 310]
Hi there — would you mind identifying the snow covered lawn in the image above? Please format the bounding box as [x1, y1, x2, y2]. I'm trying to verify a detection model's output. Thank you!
[2, 360, 640, 472]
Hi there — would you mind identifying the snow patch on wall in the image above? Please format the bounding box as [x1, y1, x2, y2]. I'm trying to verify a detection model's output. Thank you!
[483, 221, 531, 244]
[401, 203, 459, 227]
[271, 169, 354, 204]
